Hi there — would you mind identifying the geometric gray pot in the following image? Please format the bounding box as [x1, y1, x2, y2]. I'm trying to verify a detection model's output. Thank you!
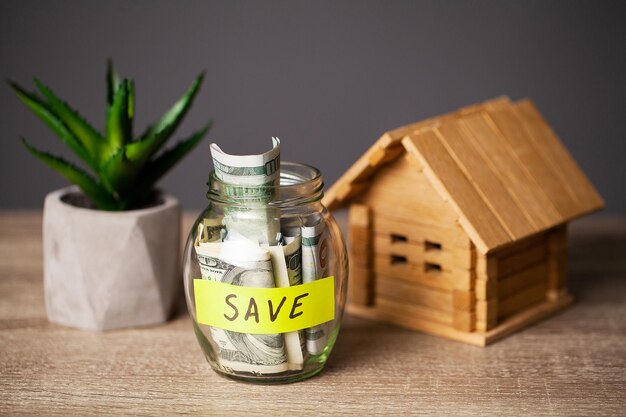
[43, 186, 181, 331]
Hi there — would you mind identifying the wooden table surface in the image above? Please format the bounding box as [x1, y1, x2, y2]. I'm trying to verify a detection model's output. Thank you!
[1, 211, 625, 416]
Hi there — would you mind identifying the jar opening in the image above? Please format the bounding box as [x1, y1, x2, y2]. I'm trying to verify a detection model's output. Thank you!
[207, 161, 324, 207]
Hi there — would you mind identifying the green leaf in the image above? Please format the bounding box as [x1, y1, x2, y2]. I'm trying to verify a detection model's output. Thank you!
[21, 137, 119, 210]
[135, 122, 213, 188]
[127, 79, 135, 124]
[106, 59, 122, 106]
[106, 79, 131, 148]
[125, 71, 205, 166]
[34, 78, 105, 161]
[125, 122, 211, 207]
[8, 80, 98, 172]
[99, 146, 139, 198]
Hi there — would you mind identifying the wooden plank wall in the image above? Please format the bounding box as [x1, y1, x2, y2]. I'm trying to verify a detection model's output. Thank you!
[475, 254, 498, 332]
[348, 211, 567, 336]
[346, 152, 569, 336]
[474, 231, 560, 331]
[369, 214, 477, 332]
[348, 204, 374, 306]
[497, 234, 549, 320]
[547, 225, 568, 301]
[349, 154, 479, 332]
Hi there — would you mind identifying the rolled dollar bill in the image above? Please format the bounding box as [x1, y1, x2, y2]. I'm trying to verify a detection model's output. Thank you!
[195, 240, 289, 374]
[267, 237, 304, 370]
[281, 224, 301, 245]
[281, 223, 308, 357]
[210, 137, 280, 189]
[210, 138, 281, 245]
[302, 214, 330, 355]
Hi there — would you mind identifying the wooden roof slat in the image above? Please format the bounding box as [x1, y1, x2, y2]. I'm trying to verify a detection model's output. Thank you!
[515, 100, 604, 215]
[367, 145, 405, 168]
[378, 132, 405, 148]
[333, 181, 370, 204]
[384, 97, 512, 141]
[433, 121, 537, 240]
[486, 104, 581, 219]
[324, 98, 514, 211]
[402, 131, 512, 254]
[459, 112, 562, 230]
[324, 96, 603, 253]
[323, 134, 404, 210]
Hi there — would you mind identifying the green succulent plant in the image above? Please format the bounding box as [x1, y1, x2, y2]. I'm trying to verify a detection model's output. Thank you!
[9, 61, 212, 211]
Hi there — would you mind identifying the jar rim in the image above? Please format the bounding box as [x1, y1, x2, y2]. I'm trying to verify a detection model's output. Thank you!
[207, 161, 324, 206]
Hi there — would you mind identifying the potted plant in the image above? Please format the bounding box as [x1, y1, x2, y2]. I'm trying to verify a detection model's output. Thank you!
[9, 61, 212, 330]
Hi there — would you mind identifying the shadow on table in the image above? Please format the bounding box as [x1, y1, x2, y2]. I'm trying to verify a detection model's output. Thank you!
[324, 316, 393, 371]
[169, 287, 190, 320]
[568, 226, 626, 303]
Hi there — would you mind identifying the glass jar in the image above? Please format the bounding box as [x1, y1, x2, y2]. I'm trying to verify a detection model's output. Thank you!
[183, 161, 348, 383]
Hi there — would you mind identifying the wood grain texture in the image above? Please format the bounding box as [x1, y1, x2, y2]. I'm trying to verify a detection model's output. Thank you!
[373, 214, 472, 250]
[326, 98, 603, 256]
[355, 155, 459, 227]
[348, 204, 373, 306]
[322, 133, 404, 210]
[323, 97, 512, 211]
[515, 100, 605, 214]
[459, 112, 562, 230]
[1, 211, 625, 416]
[435, 121, 536, 239]
[488, 103, 581, 219]
[373, 256, 474, 291]
[403, 132, 512, 253]
[375, 277, 454, 311]
[383, 96, 512, 144]
[373, 235, 474, 270]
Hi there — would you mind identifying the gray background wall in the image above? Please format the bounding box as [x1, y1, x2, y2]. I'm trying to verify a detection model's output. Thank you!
[1, 0, 624, 213]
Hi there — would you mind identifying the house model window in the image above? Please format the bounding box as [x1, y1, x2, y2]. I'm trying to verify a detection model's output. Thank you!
[425, 240, 442, 251]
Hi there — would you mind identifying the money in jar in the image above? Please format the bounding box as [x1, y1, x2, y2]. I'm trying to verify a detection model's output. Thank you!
[182, 138, 349, 383]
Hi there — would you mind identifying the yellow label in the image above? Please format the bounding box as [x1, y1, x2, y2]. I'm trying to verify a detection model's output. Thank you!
[194, 277, 335, 334]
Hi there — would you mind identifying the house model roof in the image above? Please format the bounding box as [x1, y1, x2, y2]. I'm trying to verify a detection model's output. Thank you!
[323, 97, 604, 254]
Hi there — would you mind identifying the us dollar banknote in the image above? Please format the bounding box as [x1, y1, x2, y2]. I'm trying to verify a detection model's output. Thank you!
[194, 217, 225, 247]
[302, 214, 330, 355]
[210, 138, 281, 245]
[281, 223, 308, 356]
[195, 240, 289, 374]
[268, 237, 304, 370]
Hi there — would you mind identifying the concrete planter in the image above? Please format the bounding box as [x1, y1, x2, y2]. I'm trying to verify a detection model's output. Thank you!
[43, 186, 181, 331]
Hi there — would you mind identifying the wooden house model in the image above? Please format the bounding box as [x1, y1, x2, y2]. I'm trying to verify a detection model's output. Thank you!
[323, 97, 604, 346]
